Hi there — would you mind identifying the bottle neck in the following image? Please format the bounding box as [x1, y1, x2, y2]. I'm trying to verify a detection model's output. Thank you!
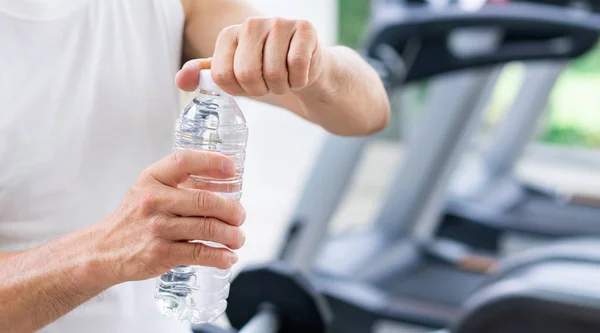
[198, 89, 231, 98]
[195, 89, 236, 111]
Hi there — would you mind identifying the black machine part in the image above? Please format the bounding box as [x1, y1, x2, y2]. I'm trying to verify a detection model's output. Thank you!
[513, 0, 600, 12]
[226, 262, 332, 333]
[193, 325, 236, 333]
[363, 1, 600, 83]
[312, 236, 489, 331]
[483, 237, 600, 284]
[444, 183, 600, 237]
[451, 238, 600, 333]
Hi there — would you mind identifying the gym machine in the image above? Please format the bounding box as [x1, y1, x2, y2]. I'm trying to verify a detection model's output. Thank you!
[193, 1, 600, 333]
[309, 1, 600, 331]
[443, 0, 600, 239]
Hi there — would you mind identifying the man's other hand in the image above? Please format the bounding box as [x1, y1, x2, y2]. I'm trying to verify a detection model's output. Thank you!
[176, 17, 324, 97]
[92, 150, 246, 285]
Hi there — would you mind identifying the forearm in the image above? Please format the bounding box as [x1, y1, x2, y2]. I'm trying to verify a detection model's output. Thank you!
[0, 225, 111, 332]
[297, 45, 390, 136]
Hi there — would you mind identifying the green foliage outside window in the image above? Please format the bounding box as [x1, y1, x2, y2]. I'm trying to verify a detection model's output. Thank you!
[339, 0, 600, 148]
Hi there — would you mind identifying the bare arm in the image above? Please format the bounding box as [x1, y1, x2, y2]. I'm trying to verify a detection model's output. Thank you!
[0, 227, 109, 332]
[0, 151, 246, 332]
[179, 0, 391, 136]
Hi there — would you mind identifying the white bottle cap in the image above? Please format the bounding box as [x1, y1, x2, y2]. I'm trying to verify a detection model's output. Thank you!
[199, 69, 226, 94]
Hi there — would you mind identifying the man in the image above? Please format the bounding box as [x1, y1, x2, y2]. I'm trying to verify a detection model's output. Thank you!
[0, 0, 390, 332]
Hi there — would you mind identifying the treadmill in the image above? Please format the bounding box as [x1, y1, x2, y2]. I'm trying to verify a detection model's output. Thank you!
[443, 0, 600, 240]
[192, 2, 600, 333]
[274, 1, 600, 332]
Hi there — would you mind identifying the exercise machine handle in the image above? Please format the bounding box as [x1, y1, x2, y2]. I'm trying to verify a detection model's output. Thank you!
[362, 2, 600, 82]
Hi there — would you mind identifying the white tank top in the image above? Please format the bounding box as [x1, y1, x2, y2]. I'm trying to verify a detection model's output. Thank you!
[0, 0, 192, 332]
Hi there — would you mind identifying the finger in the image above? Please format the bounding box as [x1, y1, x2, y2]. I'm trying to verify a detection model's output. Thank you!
[180, 177, 241, 193]
[233, 18, 270, 96]
[165, 187, 246, 227]
[145, 150, 236, 187]
[160, 217, 245, 250]
[263, 18, 295, 95]
[288, 20, 318, 90]
[212, 25, 246, 95]
[175, 58, 212, 92]
[168, 242, 239, 270]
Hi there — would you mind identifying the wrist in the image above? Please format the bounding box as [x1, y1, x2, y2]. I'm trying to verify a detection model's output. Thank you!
[297, 44, 336, 97]
[79, 223, 123, 289]
[44, 224, 118, 294]
[290, 44, 390, 136]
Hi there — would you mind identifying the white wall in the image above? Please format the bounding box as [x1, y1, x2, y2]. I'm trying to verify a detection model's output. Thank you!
[247, 0, 338, 45]
[234, 0, 338, 267]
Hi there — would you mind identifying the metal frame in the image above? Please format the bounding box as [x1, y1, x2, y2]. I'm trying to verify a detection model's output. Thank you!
[442, 60, 600, 237]
[280, 68, 501, 278]
[375, 67, 501, 241]
[301, 27, 505, 281]
[347, 67, 500, 282]
[481, 61, 566, 178]
[276, 135, 369, 274]
[447, 61, 566, 203]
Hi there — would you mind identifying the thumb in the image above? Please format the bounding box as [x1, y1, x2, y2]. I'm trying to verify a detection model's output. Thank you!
[146, 150, 235, 187]
[175, 58, 213, 92]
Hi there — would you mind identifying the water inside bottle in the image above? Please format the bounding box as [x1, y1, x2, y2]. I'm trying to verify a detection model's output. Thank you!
[155, 87, 248, 323]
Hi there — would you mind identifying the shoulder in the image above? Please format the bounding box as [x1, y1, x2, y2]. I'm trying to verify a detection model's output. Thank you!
[180, 0, 258, 22]
[180, 0, 194, 18]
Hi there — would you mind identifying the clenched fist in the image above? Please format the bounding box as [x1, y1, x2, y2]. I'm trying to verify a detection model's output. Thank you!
[177, 17, 324, 96]
[92, 150, 246, 285]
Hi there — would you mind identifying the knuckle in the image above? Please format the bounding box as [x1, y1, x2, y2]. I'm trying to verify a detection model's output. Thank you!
[212, 68, 237, 86]
[270, 17, 287, 30]
[219, 25, 239, 40]
[172, 149, 188, 173]
[288, 53, 311, 70]
[193, 244, 214, 263]
[147, 214, 165, 237]
[194, 190, 218, 210]
[126, 183, 144, 199]
[192, 245, 204, 262]
[204, 218, 223, 240]
[243, 17, 263, 30]
[138, 191, 158, 215]
[235, 67, 262, 84]
[148, 240, 169, 261]
[263, 68, 287, 83]
[138, 168, 153, 183]
[296, 19, 314, 32]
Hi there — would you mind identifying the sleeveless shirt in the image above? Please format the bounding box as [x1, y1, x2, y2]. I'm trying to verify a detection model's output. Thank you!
[0, 0, 192, 331]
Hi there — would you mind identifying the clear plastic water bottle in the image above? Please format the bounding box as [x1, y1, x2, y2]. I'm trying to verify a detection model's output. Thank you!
[154, 69, 249, 323]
